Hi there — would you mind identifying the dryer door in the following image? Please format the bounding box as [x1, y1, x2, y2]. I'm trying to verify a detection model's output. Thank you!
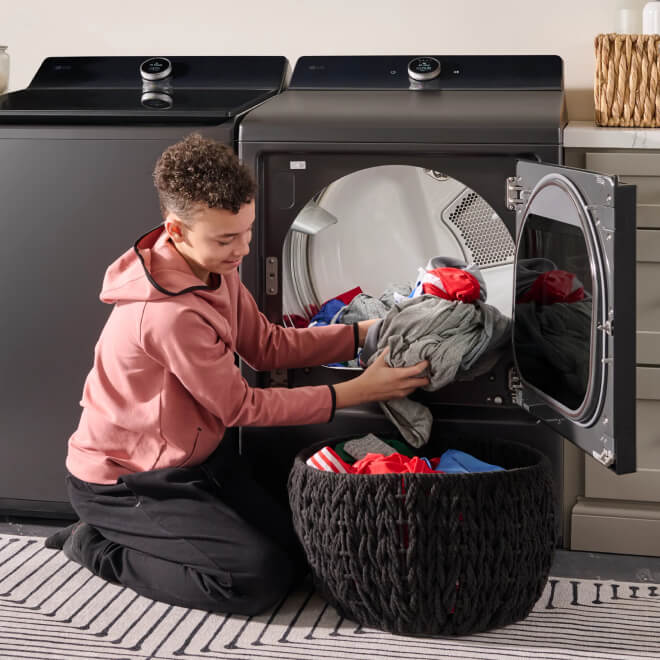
[512, 160, 636, 474]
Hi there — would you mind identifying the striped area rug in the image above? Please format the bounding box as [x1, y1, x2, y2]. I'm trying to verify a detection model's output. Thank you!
[0, 535, 658, 660]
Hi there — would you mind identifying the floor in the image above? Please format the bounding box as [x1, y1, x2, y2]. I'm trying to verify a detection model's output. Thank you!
[2, 514, 660, 584]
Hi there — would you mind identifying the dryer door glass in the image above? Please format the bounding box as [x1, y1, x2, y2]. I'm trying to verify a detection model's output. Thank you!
[514, 212, 594, 412]
[512, 160, 636, 474]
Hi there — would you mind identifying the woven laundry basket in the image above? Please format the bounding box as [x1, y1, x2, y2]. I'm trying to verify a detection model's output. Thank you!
[595, 33, 660, 127]
[288, 435, 556, 636]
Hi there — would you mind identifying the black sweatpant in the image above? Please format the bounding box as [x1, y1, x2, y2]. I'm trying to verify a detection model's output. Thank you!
[65, 434, 307, 616]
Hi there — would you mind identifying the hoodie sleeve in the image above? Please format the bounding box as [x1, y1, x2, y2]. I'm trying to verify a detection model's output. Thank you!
[140, 305, 337, 427]
[235, 280, 357, 371]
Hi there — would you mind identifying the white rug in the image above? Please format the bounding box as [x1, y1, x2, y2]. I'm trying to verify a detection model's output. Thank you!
[0, 535, 658, 660]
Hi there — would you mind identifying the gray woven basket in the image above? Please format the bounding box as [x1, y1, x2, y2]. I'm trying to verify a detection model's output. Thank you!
[288, 435, 556, 636]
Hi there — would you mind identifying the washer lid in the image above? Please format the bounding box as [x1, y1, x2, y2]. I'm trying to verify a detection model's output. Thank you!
[0, 56, 289, 123]
[511, 160, 637, 474]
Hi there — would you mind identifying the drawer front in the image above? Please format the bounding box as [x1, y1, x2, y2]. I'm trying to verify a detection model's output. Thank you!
[585, 367, 660, 500]
[638, 331, 660, 363]
[637, 230, 660, 354]
[586, 152, 660, 228]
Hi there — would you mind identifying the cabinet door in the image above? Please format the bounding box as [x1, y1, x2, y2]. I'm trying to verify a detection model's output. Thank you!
[583, 152, 660, 499]
[586, 152, 660, 228]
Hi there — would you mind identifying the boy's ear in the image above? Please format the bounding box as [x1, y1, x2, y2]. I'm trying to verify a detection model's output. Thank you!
[164, 215, 186, 242]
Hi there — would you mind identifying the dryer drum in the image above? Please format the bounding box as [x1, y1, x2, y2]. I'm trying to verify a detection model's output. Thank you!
[281, 166, 515, 324]
[288, 435, 556, 636]
[442, 188, 515, 268]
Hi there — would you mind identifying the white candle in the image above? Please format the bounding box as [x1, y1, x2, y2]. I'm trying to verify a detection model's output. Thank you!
[0, 47, 8, 94]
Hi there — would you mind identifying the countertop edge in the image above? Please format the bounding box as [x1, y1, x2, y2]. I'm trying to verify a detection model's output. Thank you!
[565, 120, 660, 149]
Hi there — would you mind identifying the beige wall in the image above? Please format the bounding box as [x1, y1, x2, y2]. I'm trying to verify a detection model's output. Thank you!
[2, 0, 649, 120]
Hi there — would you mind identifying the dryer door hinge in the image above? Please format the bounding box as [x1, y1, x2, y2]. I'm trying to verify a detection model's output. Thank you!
[505, 177, 530, 210]
[592, 445, 614, 467]
[597, 309, 614, 337]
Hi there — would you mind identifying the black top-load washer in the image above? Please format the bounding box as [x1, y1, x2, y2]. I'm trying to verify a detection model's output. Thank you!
[0, 55, 288, 516]
[238, 55, 637, 545]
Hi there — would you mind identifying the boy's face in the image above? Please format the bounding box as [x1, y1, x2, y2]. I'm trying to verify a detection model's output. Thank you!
[165, 200, 255, 284]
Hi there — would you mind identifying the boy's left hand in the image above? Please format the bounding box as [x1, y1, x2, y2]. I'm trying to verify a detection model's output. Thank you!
[356, 319, 380, 347]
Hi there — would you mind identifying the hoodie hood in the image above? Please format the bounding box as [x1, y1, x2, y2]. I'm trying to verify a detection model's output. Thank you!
[100, 226, 220, 304]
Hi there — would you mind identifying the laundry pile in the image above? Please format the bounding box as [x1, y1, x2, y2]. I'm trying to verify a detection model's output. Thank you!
[306, 432, 504, 475]
[287, 256, 512, 445]
[360, 257, 511, 446]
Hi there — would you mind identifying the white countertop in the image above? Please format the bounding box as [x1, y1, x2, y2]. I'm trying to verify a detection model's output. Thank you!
[564, 120, 660, 149]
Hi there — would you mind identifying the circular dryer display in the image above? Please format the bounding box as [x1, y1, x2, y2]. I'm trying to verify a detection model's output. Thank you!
[281, 165, 515, 327]
[140, 57, 172, 81]
[407, 57, 441, 81]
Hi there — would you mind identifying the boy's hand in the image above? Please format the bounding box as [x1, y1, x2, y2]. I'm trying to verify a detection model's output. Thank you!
[359, 348, 429, 401]
[334, 348, 429, 408]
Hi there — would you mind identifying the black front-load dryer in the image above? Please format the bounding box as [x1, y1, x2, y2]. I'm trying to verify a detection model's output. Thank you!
[237, 55, 638, 548]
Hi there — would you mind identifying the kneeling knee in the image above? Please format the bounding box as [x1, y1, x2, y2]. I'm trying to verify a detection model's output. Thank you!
[238, 545, 295, 614]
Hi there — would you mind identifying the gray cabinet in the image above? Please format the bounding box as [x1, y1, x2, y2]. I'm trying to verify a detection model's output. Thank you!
[565, 144, 660, 556]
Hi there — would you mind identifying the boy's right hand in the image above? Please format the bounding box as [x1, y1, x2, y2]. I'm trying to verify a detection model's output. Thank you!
[333, 348, 430, 409]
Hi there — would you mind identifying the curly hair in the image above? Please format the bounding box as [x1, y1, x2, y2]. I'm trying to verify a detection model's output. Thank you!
[153, 133, 256, 221]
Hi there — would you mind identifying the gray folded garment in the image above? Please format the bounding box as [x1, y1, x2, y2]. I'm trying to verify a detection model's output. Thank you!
[331, 284, 413, 325]
[363, 295, 511, 447]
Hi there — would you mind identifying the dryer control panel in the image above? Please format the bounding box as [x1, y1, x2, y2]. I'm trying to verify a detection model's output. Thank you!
[290, 55, 563, 91]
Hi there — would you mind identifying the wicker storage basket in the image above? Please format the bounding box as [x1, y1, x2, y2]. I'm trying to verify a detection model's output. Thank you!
[288, 435, 556, 636]
[595, 33, 660, 127]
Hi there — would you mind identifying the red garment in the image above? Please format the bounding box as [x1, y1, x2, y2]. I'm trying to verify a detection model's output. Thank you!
[334, 286, 363, 305]
[421, 267, 481, 303]
[352, 452, 437, 474]
[286, 314, 310, 328]
[517, 270, 585, 305]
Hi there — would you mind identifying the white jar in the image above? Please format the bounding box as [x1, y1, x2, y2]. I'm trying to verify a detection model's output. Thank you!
[617, 8, 642, 34]
[0, 46, 8, 94]
[643, 1, 660, 34]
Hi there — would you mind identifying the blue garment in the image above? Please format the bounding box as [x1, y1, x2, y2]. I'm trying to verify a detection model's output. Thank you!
[435, 449, 504, 473]
[309, 298, 345, 326]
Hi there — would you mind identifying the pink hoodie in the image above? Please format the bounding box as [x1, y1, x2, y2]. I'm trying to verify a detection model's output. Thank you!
[66, 226, 356, 484]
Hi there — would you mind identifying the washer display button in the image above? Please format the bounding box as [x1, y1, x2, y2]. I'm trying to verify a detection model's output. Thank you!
[140, 57, 172, 81]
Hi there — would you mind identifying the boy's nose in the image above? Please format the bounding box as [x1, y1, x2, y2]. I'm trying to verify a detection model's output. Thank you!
[234, 240, 250, 257]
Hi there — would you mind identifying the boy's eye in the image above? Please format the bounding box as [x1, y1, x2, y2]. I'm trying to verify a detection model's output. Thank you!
[217, 240, 232, 246]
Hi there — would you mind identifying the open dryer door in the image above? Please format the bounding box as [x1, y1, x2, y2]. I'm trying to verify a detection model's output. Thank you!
[510, 160, 636, 474]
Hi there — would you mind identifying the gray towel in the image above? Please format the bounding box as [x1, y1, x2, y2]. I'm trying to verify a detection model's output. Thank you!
[332, 284, 413, 325]
[364, 295, 511, 447]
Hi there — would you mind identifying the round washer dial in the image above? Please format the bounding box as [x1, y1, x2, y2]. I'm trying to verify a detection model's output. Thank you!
[140, 57, 172, 82]
[141, 91, 173, 109]
[407, 56, 441, 81]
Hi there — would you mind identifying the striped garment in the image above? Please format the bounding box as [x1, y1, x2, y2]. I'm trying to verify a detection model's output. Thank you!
[306, 446, 352, 473]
